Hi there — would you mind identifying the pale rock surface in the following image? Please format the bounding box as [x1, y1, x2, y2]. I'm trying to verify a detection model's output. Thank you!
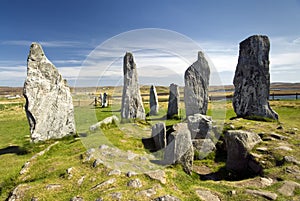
[233, 35, 278, 120]
[224, 130, 262, 173]
[184, 51, 210, 117]
[121, 52, 145, 119]
[23, 43, 75, 142]
[187, 113, 213, 139]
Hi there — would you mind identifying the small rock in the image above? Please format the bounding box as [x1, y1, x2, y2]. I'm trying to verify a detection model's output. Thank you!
[145, 170, 166, 184]
[77, 176, 85, 186]
[275, 146, 292, 151]
[95, 198, 103, 201]
[196, 189, 220, 201]
[31, 197, 38, 201]
[127, 179, 142, 188]
[278, 181, 300, 196]
[286, 166, 300, 175]
[108, 169, 121, 176]
[136, 188, 156, 197]
[256, 147, 268, 153]
[277, 125, 283, 129]
[45, 184, 62, 190]
[70, 196, 84, 201]
[90, 178, 116, 190]
[126, 171, 137, 177]
[245, 189, 277, 200]
[110, 192, 122, 201]
[283, 156, 300, 165]
[270, 133, 288, 140]
[229, 190, 236, 195]
[93, 159, 103, 168]
[153, 195, 181, 201]
[260, 177, 273, 187]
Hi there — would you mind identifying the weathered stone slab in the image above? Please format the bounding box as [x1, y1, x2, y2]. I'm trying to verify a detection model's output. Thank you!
[187, 113, 213, 139]
[121, 52, 145, 119]
[150, 85, 159, 115]
[224, 130, 262, 174]
[151, 122, 167, 150]
[167, 83, 180, 119]
[184, 51, 210, 117]
[23, 43, 75, 142]
[233, 35, 278, 120]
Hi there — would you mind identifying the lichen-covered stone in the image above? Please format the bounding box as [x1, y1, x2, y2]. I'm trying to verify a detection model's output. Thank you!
[167, 83, 180, 119]
[121, 52, 145, 119]
[184, 51, 210, 117]
[233, 35, 278, 120]
[23, 43, 75, 142]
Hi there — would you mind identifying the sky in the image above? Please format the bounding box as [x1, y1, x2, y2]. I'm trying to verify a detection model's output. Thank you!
[0, 0, 300, 87]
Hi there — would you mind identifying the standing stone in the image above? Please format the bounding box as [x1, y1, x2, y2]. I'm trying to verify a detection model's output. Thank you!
[184, 51, 210, 117]
[102, 92, 108, 107]
[167, 83, 180, 119]
[121, 52, 145, 119]
[99, 93, 103, 106]
[233, 35, 278, 120]
[151, 122, 166, 150]
[149, 85, 159, 115]
[23, 43, 75, 142]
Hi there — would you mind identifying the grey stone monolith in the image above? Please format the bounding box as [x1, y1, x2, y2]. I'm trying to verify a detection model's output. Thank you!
[121, 52, 145, 119]
[23, 42, 75, 142]
[184, 51, 210, 117]
[167, 83, 179, 119]
[233, 35, 278, 120]
[149, 85, 159, 115]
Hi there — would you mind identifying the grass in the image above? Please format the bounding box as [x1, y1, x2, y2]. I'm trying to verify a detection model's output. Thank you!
[0, 97, 300, 200]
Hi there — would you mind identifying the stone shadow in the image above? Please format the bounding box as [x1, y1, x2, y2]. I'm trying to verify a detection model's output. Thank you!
[0, 146, 28, 155]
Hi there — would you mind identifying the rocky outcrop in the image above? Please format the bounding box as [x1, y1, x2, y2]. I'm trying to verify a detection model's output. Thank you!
[23, 43, 75, 142]
[164, 123, 193, 174]
[233, 35, 278, 120]
[167, 83, 180, 119]
[121, 52, 145, 119]
[192, 139, 216, 160]
[187, 113, 213, 139]
[89, 115, 119, 131]
[149, 85, 159, 115]
[184, 51, 210, 117]
[224, 130, 262, 174]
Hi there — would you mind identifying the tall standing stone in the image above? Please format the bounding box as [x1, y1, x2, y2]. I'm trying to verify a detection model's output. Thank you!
[149, 85, 159, 115]
[121, 52, 145, 119]
[184, 51, 210, 117]
[233, 35, 278, 120]
[23, 43, 75, 142]
[167, 83, 180, 119]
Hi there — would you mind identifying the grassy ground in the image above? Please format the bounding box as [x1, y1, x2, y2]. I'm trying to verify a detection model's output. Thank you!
[0, 98, 299, 200]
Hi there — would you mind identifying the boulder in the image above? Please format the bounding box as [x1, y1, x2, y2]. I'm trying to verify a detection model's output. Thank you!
[164, 123, 193, 174]
[151, 122, 167, 150]
[89, 115, 119, 131]
[187, 113, 213, 139]
[23, 43, 75, 142]
[149, 85, 159, 115]
[184, 51, 210, 117]
[233, 35, 278, 120]
[167, 83, 180, 119]
[224, 130, 262, 174]
[121, 52, 145, 119]
[192, 139, 216, 160]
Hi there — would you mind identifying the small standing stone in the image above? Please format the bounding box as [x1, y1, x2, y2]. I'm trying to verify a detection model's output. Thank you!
[121, 52, 145, 119]
[102, 93, 108, 107]
[151, 122, 167, 150]
[184, 51, 210, 117]
[233, 35, 278, 120]
[149, 85, 159, 115]
[167, 83, 180, 119]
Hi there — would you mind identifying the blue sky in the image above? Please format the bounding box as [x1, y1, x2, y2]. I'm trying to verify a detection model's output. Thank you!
[1, 0, 300, 86]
